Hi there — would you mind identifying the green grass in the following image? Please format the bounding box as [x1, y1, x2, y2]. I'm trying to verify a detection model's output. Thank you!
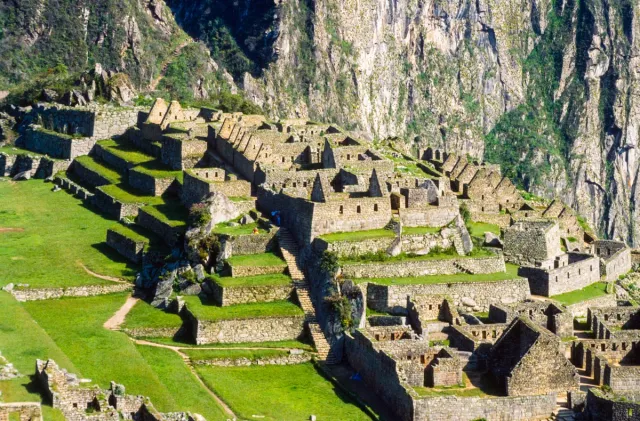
[318, 228, 395, 243]
[97, 139, 155, 166]
[551, 282, 609, 306]
[467, 221, 501, 238]
[356, 263, 521, 285]
[413, 386, 488, 397]
[0, 179, 136, 288]
[0, 378, 66, 420]
[402, 226, 442, 236]
[131, 161, 184, 182]
[122, 300, 184, 329]
[226, 252, 286, 267]
[195, 363, 373, 421]
[212, 221, 267, 236]
[140, 204, 188, 228]
[74, 155, 122, 184]
[22, 293, 226, 417]
[0, 145, 43, 156]
[143, 337, 315, 351]
[184, 297, 303, 321]
[134, 345, 229, 420]
[184, 348, 291, 361]
[99, 183, 166, 205]
[108, 223, 150, 244]
[212, 273, 292, 288]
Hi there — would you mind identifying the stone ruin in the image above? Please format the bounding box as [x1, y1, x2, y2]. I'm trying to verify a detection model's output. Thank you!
[35, 359, 203, 421]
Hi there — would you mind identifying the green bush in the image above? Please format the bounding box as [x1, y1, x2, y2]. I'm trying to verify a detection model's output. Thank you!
[188, 203, 211, 228]
[320, 251, 340, 277]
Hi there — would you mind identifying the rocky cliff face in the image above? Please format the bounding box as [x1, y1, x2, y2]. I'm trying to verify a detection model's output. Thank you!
[2, 0, 639, 245]
[208, 0, 640, 246]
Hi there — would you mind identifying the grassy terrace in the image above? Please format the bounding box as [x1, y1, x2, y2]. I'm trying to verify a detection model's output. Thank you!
[467, 221, 501, 238]
[212, 220, 267, 236]
[212, 273, 292, 288]
[196, 363, 373, 421]
[145, 337, 315, 351]
[0, 179, 136, 288]
[140, 203, 188, 228]
[122, 300, 184, 329]
[226, 252, 286, 267]
[551, 282, 609, 306]
[403, 226, 442, 236]
[183, 296, 303, 321]
[17, 293, 228, 419]
[97, 139, 155, 166]
[99, 183, 165, 205]
[132, 160, 184, 182]
[184, 348, 291, 361]
[355, 263, 521, 286]
[341, 247, 494, 265]
[319, 228, 395, 243]
[74, 155, 122, 184]
[0, 145, 43, 156]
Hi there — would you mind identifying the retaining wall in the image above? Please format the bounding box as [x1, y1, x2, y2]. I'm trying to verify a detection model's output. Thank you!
[10, 283, 131, 302]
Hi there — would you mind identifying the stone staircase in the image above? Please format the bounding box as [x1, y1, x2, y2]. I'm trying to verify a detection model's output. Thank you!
[453, 261, 473, 274]
[278, 228, 338, 364]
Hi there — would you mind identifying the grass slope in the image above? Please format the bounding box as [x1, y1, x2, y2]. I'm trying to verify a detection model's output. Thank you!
[0, 179, 136, 288]
[123, 300, 184, 329]
[226, 252, 286, 267]
[22, 293, 224, 417]
[196, 363, 373, 421]
[551, 282, 609, 305]
[184, 297, 303, 321]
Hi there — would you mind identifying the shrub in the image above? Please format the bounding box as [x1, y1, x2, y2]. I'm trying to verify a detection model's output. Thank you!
[188, 203, 211, 228]
[320, 251, 340, 277]
[459, 203, 471, 224]
[325, 292, 353, 331]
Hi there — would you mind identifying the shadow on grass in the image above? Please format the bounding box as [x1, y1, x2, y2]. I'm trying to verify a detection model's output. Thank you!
[90, 242, 139, 278]
[22, 374, 52, 405]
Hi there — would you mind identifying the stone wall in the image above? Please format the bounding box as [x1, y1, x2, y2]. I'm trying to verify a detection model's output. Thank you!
[0, 153, 70, 179]
[600, 247, 632, 281]
[221, 231, 277, 256]
[136, 208, 183, 247]
[128, 169, 177, 197]
[122, 326, 182, 339]
[9, 284, 132, 302]
[503, 220, 563, 265]
[520, 254, 601, 296]
[93, 187, 140, 219]
[0, 403, 43, 421]
[606, 366, 640, 392]
[71, 159, 112, 187]
[182, 171, 252, 207]
[191, 353, 311, 367]
[583, 389, 640, 421]
[19, 127, 96, 160]
[161, 136, 207, 170]
[366, 277, 530, 313]
[208, 281, 293, 306]
[314, 231, 458, 258]
[342, 255, 506, 279]
[470, 211, 512, 228]
[229, 262, 287, 277]
[566, 293, 617, 318]
[399, 205, 458, 228]
[311, 197, 392, 238]
[412, 393, 557, 421]
[186, 311, 305, 344]
[106, 228, 147, 263]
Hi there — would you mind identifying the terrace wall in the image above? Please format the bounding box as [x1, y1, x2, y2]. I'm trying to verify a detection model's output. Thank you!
[208, 282, 293, 306]
[366, 278, 530, 313]
[341, 255, 506, 279]
[520, 254, 601, 296]
[186, 312, 305, 344]
[92, 188, 140, 219]
[128, 169, 176, 196]
[0, 403, 43, 421]
[220, 232, 277, 256]
[136, 209, 183, 247]
[20, 127, 96, 159]
[106, 229, 147, 263]
[10, 283, 132, 302]
[399, 206, 458, 227]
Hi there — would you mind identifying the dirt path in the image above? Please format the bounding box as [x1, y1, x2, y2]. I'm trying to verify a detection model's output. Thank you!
[132, 338, 236, 418]
[78, 261, 127, 283]
[0, 227, 24, 233]
[149, 39, 193, 91]
[104, 295, 139, 330]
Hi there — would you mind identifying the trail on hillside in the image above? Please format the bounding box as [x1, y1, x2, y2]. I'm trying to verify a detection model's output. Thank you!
[149, 39, 194, 91]
[78, 261, 127, 283]
[104, 295, 139, 330]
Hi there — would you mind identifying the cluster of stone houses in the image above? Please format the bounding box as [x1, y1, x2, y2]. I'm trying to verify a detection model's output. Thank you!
[4, 99, 640, 421]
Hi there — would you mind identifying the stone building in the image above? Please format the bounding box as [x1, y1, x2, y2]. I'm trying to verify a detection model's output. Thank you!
[592, 240, 632, 281]
[489, 317, 579, 396]
[488, 301, 573, 338]
[503, 220, 563, 266]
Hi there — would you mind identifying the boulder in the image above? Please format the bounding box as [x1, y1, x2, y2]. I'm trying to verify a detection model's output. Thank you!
[41, 89, 59, 102]
[483, 232, 503, 247]
[12, 171, 31, 181]
[461, 297, 477, 307]
[204, 191, 243, 227]
[240, 214, 255, 225]
[386, 237, 402, 257]
[107, 73, 136, 105]
[2, 283, 14, 292]
[181, 283, 202, 296]
[150, 270, 176, 308]
[193, 264, 206, 281]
